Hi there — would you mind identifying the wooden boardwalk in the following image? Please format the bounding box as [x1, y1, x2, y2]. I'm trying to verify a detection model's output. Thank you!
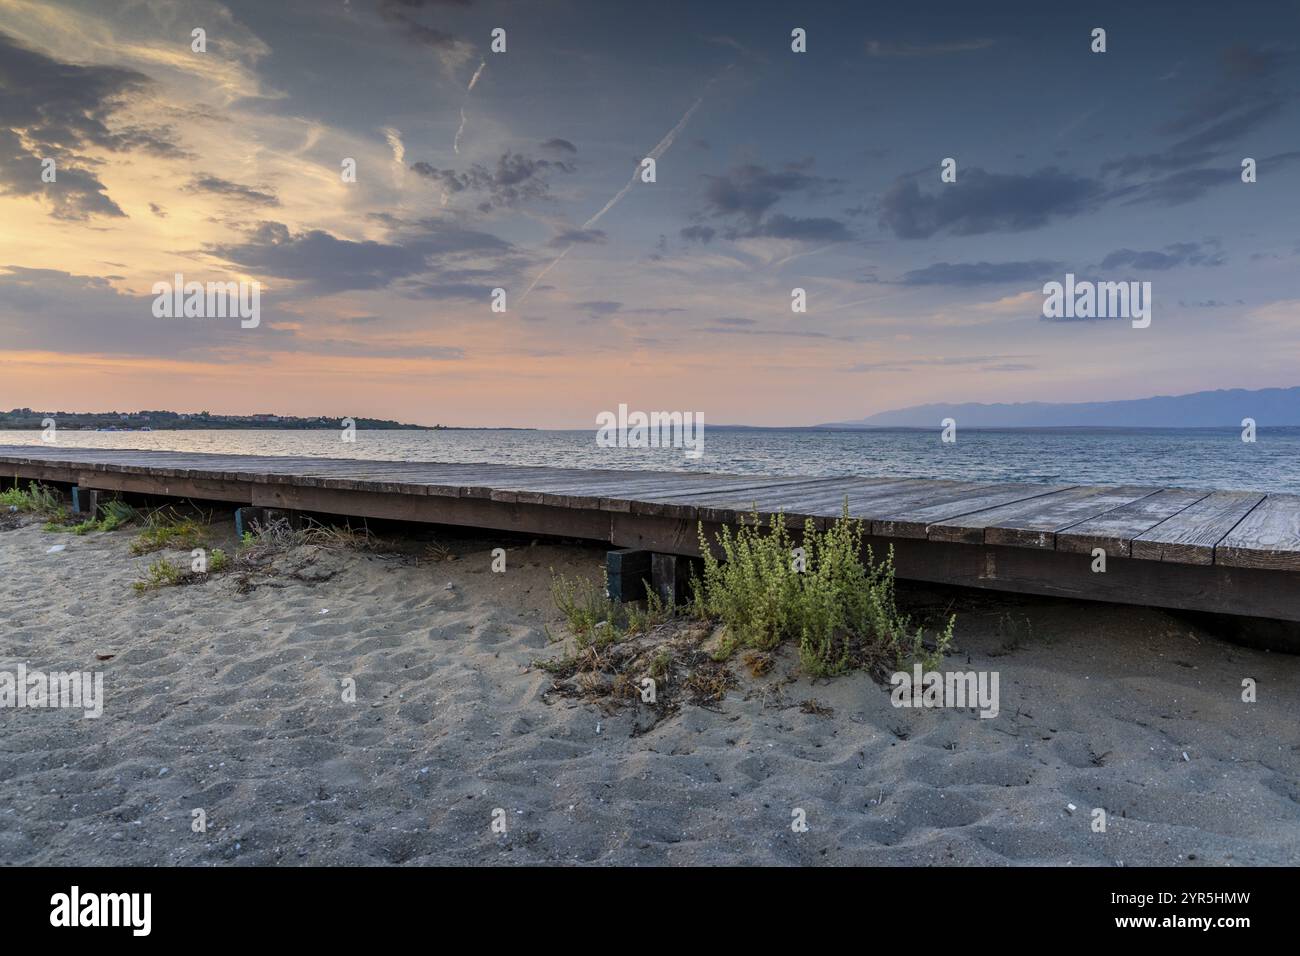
[3, 445, 1298, 621]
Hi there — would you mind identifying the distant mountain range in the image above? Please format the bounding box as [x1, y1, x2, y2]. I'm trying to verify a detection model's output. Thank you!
[821, 387, 1300, 428]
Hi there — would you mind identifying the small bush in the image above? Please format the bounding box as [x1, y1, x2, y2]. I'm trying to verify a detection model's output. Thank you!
[133, 558, 186, 592]
[697, 508, 954, 677]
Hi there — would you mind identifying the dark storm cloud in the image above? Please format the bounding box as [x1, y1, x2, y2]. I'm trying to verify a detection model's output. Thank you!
[0, 31, 181, 220]
[207, 219, 519, 295]
[410, 151, 575, 210]
[900, 260, 1063, 286]
[878, 167, 1104, 239]
[186, 175, 280, 206]
[1098, 242, 1224, 271]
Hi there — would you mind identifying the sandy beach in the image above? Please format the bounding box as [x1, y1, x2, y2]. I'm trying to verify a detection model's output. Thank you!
[1, 512, 1297, 867]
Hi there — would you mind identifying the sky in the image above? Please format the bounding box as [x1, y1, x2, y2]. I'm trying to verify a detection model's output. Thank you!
[0, 0, 1297, 427]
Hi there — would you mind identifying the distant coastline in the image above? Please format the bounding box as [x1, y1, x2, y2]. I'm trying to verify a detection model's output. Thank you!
[0, 409, 532, 431]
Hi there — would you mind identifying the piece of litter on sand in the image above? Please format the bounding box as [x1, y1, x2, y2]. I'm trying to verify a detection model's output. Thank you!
[319, 609, 330, 615]
[443, 582, 454, 590]
[595, 722, 602, 734]
[1182, 751, 1190, 761]
[1066, 803, 1077, 813]
[46, 544, 65, 553]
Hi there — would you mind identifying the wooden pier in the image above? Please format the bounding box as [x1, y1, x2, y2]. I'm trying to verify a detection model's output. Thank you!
[3, 445, 1298, 622]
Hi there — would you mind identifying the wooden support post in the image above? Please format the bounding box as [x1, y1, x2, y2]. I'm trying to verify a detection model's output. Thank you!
[606, 548, 651, 602]
[651, 552, 696, 608]
[234, 506, 267, 538]
[72, 487, 98, 517]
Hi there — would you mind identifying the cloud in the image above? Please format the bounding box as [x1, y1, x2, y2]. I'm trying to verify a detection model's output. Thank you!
[185, 175, 280, 206]
[578, 300, 621, 316]
[375, 0, 476, 71]
[900, 260, 1064, 286]
[680, 224, 716, 243]
[411, 151, 575, 210]
[686, 161, 852, 242]
[207, 219, 518, 295]
[1112, 151, 1300, 206]
[548, 228, 606, 247]
[0, 30, 183, 220]
[1098, 242, 1224, 271]
[1101, 44, 1292, 204]
[846, 354, 1035, 373]
[700, 162, 839, 223]
[878, 167, 1104, 239]
[0, 266, 285, 357]
[865, 38, 995, 57]
[751, 214, 852, 242]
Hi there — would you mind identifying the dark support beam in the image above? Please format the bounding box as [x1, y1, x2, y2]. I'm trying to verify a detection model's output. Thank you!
[263, 508, 303, 530]
[71, 487, 98, 517]
[605, 548, 651, 602]
[651, 552, 697, 608]
[234, 506, 267, 538]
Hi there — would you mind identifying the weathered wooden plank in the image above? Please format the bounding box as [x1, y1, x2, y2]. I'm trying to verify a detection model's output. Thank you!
[1055, 488, 1210, 557]
[1130, 491, 1266, 565]
[930, 485, 1162, 548]
[872, 483, 1072, 538]
[1215, 494, 1300, 571]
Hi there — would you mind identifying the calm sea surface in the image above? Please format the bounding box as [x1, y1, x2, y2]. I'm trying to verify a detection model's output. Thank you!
[2, 427, 1296, 494]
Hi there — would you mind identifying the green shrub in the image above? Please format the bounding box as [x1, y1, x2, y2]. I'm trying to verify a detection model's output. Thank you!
[697, 508, 954, 677]
[133, 558, 186, 592]
[2, 482, 66, 518]
[550, 571, 619, 647]
[95, 499, 138, 531]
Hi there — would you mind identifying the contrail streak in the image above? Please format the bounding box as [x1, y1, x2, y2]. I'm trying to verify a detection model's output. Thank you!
[454, 60, 487, 153]
[453, 108, 468, 154]
[582, 97, 702, 229]
[521, 96, 705, 301]
[467, 59, 486, 91]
